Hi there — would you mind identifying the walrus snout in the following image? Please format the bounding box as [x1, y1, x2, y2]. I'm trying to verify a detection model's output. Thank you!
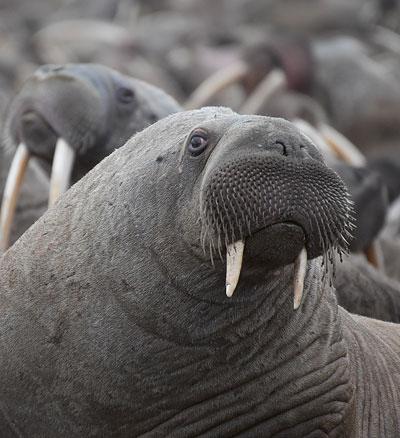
[201, 155, 350, 257]
[9, 66, 107, 160]
[18, 110, 58, 160]
[193, 116, 353, 301]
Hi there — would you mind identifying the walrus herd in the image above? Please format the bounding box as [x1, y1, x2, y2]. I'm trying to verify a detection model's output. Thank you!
[2, 0, 400, 436]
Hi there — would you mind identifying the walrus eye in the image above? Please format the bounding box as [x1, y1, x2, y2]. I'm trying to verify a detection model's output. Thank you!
[188, 131, 208, 156]
[117, 87, 135, 104]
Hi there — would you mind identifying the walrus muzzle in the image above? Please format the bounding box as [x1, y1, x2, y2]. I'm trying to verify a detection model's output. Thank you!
[0, 65, 105, 252]
[200, 153, 353, 307]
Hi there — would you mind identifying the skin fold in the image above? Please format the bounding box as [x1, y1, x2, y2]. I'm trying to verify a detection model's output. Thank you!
[335, 253, 400, 322]
[0, 108, 399, 436]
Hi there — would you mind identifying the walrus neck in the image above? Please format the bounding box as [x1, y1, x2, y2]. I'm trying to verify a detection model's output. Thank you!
[131, 258, 354, 435]
[171, 258, 346, 346]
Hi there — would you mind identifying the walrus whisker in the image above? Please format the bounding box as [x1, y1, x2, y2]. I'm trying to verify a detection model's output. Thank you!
[48, 138, 76, 207]
[209, 240, 215, 267]
[0, 143, 30, 253]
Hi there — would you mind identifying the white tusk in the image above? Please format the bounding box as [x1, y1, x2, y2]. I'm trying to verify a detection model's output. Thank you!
[292, 118, 333, 158]
[184, 61, 249, 110]
[318, 124, 366, 167]
[293, 247, 308, 310]
[364, 241, 385, 273]
[372, 26, 400, 58]
[240, 68, 287, 115]
[0, 143, 30, 253]
[48, 138, 75, 207]
[226, 240, 245, 297]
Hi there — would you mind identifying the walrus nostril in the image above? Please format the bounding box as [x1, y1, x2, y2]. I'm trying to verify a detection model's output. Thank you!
[275, 141, 288, 156]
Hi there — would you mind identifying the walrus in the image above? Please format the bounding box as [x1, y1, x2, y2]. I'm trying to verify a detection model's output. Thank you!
[1, 107, 400, 436]
[237, 87, 386, 267]
[0, 62, 181, 250]
[331, 162, 388, 253]
[334, 252, 400, 322]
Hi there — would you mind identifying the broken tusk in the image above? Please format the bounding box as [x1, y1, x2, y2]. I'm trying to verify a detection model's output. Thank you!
[364, 241, 385, 273]
[293, 247, 308, 310]
[226, 240, 245, 297]
[48, 138, 75, 207]
[292, 119, 333, 158]
[0, 143, 30, 253]
[240, 68, 287, 115]
[319, 124, 366, 167]
[184, 61, 249, 110]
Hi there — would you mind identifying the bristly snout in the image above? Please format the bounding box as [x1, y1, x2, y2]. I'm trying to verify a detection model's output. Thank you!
[196, 117, 354, 302]
[201, 153, 352, 258]
[6, 64, 107, 159]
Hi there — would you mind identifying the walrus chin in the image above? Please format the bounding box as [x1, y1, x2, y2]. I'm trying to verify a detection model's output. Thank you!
[225, 225, 307, 310]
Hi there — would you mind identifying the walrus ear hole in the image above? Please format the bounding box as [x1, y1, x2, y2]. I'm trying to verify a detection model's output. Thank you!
[188, 130, 209, 157]
[116, 87, 135, 104]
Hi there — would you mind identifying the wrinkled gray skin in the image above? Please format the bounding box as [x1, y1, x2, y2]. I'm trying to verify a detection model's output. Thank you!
[368, 156, 400, 205]
[2, 63, 181, 243]
[313, 37, 400, 150]
[0, 107, 399, 437]
[331, 162, 388, 252]
[335, 253, 400, 322]
[4, 63, 181, 182]
[327, 163, 400, 322]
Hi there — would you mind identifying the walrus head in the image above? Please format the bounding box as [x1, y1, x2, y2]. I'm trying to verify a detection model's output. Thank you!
[177, 109, 353, 306]
[5, 63, 180, 181]
[0, 63, 180, 252]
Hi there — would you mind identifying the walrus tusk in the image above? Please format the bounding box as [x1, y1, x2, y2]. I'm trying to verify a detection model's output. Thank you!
[0, 143, 30, 253]
[317, 126, 385, 270]
[226, 240, 245, 297]
[184, 61, 249, 110]
[240, 69, 287, 115]
[293, 247, 307, 310]
[48, 138, 75, 207]
[319, 124, 366, 166]
[292, 119, 333, 157]
[364, 241, 385, 273]
[372, 25, 400, 58]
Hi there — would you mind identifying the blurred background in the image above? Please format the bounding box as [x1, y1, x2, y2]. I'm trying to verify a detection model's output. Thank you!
[3, 0, 400, 258]
[1, 0, 400, 157]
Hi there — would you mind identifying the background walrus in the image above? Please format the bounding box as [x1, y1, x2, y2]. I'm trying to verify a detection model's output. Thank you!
[1, 107, 400, 436]
[0, 63, 181, 250]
